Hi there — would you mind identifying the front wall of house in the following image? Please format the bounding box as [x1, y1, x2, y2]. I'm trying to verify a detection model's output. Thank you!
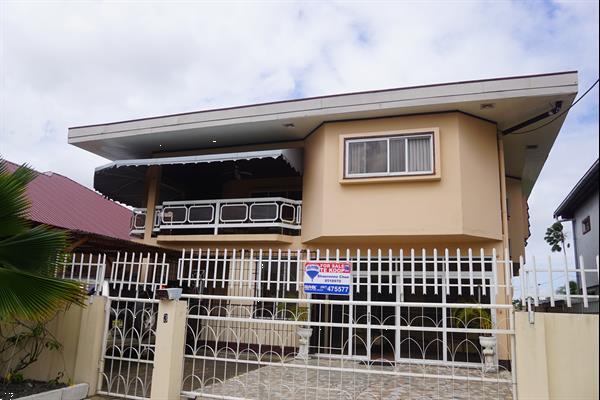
[573, 189, 600, 289]
[301, 113, 503, 247]
[457, 114, 503, 240]
[506, 178, 529, 260]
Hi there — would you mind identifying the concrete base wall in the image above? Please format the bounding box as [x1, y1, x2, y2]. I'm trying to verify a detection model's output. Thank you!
[0, 296, 107, 396]
[515, 312, 599, 400]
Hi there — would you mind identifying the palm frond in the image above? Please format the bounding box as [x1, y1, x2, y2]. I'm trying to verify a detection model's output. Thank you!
[0, 268, 86, 321]
[0, 161, 36, 237]
[0, 225, 68, 274]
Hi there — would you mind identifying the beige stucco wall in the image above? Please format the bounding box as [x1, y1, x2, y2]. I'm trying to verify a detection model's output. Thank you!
[301, 112, 504, 248]
[506, 178, 529, 260]
[151, 300, 188, 400]
[15, 305, 84, 383]
[458, 114, 503, 240]
[515, 312, 599, 400]
[1, 297, 107, 395]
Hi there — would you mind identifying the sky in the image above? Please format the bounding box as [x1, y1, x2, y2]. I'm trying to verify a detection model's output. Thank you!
[0, 1, 598, 269]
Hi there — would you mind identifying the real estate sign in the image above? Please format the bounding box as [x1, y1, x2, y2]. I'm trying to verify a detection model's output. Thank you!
[303, 261, 351, 295]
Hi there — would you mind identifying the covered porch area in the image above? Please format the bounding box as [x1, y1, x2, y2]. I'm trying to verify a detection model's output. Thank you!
[94, 148, 304, 238]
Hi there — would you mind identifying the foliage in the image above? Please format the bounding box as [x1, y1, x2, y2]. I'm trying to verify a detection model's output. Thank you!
[452, 305, 492, 331]
[275, 292, 309, 322]
[544, 221, 567, 253]
[0, 159, 85, 321]
[0, 317, 64, 383]
[512, 299, 523, 311]
[556, 280, 579, 295]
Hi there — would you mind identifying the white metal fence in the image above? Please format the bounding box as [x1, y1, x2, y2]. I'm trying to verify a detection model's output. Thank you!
[57, 253, 106, 294]
[178, 248, 517, 400]
[59, 248, 599, 400]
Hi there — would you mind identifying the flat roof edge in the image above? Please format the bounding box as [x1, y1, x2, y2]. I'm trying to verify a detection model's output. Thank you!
[69, 71, 578, 131]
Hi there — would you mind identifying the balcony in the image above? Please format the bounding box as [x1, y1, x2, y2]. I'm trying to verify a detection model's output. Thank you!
[131, 197, 301, 237]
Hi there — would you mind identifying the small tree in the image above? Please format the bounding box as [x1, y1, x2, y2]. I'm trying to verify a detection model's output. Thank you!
[556, 280, 578, 295]
[544, 221, 567, 253]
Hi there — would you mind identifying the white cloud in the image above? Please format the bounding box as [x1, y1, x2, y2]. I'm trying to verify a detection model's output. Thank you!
[0, 0, 598, 259]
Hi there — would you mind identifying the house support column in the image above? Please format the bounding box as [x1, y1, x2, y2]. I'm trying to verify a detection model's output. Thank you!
[495, 134, 512, 363]
[150, 299, 187, 400]
[144, 165, 161, 241]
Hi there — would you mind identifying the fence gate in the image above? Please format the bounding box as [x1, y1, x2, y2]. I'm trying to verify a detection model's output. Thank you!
[95, 253, 169, 399]
[178, 248, 517, 400]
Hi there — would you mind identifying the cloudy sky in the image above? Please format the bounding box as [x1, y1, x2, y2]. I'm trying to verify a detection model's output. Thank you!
[0, 1, 598, 262]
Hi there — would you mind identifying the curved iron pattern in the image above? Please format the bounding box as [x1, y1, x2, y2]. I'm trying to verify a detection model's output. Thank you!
[99, 299, 158, 399]
[96, 253, 169, 399]
[181, 303, 513, 400]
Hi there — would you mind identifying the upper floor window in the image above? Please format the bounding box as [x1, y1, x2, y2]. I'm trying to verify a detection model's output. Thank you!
[345, 133, 434, 178]
[582, 216, 591, 235]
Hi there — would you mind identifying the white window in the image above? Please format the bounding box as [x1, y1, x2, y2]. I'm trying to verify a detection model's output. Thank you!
[345, 133, 434, 178]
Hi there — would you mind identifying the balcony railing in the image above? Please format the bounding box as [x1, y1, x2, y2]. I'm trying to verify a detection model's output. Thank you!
[130, 197, 301, 236]
[131, 206, 162, 235]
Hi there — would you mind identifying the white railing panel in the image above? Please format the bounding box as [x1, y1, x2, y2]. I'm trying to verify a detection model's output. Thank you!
[130, 197, 301, 235]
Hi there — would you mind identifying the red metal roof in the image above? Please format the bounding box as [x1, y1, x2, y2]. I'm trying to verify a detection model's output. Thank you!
[4, 160, 132, 241]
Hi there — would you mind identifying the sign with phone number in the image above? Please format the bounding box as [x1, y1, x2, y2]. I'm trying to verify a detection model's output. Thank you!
[303, 262, 351, 296]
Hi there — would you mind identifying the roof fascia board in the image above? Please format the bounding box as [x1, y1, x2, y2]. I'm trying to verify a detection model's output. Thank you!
[68, 73, 578, 142]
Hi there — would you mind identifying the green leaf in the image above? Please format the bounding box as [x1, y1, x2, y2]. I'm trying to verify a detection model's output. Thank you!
[0, 225, 68, 274]
[0, 161, 37, 237]
[0, 268, 86, 321]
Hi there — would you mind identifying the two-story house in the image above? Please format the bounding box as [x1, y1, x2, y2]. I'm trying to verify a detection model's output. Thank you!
[554, 159, 599, 296]
[68, 71, 577, 365]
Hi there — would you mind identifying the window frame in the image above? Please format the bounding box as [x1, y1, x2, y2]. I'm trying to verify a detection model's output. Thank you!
[344, 132, 435, 179]
[582, 216, 591, 235]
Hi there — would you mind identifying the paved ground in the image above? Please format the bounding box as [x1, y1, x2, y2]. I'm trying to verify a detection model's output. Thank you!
[93, 357, 512, 399]
[188, 358, 513, 400]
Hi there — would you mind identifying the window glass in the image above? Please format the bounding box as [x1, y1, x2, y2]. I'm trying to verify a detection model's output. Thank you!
[582, 216, 591, 235]
[407, 136, 432, 172]
[365, 140, 388, 173]
[347, 141, 365, 174]
[346, 133, 433, 177]
[390, 138, 407, 173]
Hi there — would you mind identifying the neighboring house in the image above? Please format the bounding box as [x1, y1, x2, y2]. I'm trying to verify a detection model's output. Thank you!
[554, 159, 599, 294]
[3, 159, 160, 255]
[67, 71, 578, 364]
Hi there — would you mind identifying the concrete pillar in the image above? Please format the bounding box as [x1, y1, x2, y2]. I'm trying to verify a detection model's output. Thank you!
[150, 299, 188, 400]
[144, 165, 161, 241]
[515, 312, 550, 399]
[73, 296, 109, 396]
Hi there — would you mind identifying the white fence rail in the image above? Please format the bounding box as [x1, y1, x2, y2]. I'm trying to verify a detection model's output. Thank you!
[57, 253, 106, 294]
[518, 254, 600, 309]
[59, 248, 600, 310]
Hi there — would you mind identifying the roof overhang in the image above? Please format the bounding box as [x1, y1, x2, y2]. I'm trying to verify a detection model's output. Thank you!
[95, 149, 303, 207]
[95, 149, 303, 175]
[70, 71, 579, 197]
[554, 159, 600, 219]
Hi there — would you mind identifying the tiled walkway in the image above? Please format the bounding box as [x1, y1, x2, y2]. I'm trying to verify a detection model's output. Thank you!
[191, 359, 513, 400]
[90, 359, 512, 399]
